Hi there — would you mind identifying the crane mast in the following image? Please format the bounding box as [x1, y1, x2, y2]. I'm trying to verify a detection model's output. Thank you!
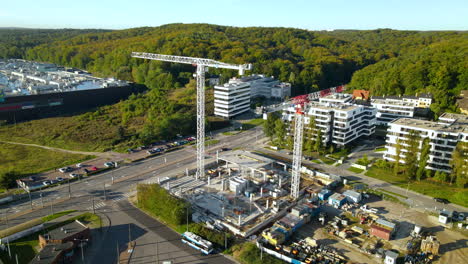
[131, 52, 252, 179]
[290, 109, 305, 200]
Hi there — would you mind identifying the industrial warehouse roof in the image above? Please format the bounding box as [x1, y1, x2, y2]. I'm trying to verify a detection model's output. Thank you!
[375, 218, 396, 230]
[329, 193, 347, 201]
[342, 190, 361, 200]
[218, 150, 274, 170]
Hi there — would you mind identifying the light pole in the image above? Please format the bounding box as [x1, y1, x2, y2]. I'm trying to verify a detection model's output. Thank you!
[103, 182, 107, 200]
[74, 238, 89, 264]
[68, 178, 71, 198]
[28, 190, 33, 210]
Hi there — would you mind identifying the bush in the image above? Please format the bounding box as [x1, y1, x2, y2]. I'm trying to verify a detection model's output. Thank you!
[356, 154, 371, 166]
[189, 223, 233, 248]
[232, 242, 283, 264]
[137, 183, 190, 226]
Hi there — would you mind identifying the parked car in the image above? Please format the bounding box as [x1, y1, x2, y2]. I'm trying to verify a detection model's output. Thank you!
[104, 162, 115, 168]
[147, 149, 156, 155]
[59, 167, 72, 173]
[286, 151, 293, 155]
[56, 177, 65, 182]
[76, 163, 83, 168]
[69, 173, 79, 178]
[457, 213, 465, 221]
[221, 147, 231, 151]
[434, 197, 449, 204]
[42, 180, 52, 186]
[29, 176, 38, 181]
[90, 166, 98, 171]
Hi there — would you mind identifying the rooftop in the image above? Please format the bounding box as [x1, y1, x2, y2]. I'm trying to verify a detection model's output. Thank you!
[391, 116, 467, 133]
[30, 241, 73, 264]
[47, 220, 88, 240]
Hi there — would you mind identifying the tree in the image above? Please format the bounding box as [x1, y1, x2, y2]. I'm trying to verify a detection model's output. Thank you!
[263, 112, 279, 140]
[416, 138, 430, 181]
[314, 128, 323, 153]
[0, 171, 18, 189]
[274, 119, 286, 146]
[403, 130, 420, 180]
[393, 138, 402, 176]
[450, 141, 468, 187]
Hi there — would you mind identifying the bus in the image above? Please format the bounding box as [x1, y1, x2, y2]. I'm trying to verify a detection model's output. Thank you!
[181, 232, 214, 255]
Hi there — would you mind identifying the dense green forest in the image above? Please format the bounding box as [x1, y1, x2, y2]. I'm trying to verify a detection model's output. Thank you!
[0, 24, 466, 150]
[0, 28, 110, 59]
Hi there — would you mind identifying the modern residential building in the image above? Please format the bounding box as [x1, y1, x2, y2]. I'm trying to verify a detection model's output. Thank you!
[214, 74, 291, 119]
[384, 113, 468, 173]
[283, 93, 377, 147]
[370, 94, 433, 125]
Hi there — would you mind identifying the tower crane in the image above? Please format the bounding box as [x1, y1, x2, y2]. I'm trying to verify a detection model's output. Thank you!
[290, 96, 309, 200]
[131, 52, 252, 180]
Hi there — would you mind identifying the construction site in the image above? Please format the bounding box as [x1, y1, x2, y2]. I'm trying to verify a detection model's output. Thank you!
[131, 52, 461, 264]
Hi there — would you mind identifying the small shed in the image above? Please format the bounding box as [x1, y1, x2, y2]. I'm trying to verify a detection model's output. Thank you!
[328, 193, 347, 207]
[318, 189, 332, 200]
[343, 190, 362, 203]
[438, 210, 453, 224]
[384, 250, 398, 264]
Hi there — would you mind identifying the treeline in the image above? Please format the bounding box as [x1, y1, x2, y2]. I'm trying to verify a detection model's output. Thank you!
[0, 28, 110, 59]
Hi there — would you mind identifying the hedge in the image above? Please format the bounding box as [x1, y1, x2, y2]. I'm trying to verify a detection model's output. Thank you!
[137, 183, 190, 226]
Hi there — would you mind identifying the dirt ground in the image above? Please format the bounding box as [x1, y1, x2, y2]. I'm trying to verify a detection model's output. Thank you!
[365, 199, 468, 264]
[291, 197, 467, 264]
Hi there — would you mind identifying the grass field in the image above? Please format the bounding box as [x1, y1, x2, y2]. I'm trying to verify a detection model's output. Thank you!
[347, 166, 365, 174]
[0, 142, 94, 180]
[365, 166, 468, 207]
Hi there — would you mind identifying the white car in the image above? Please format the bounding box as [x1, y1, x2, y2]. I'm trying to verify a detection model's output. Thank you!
[76, 163, 83, 168]
[69, 173, 79, 178]
[104, 162, 115, 168]
[59, 167, 72, 173]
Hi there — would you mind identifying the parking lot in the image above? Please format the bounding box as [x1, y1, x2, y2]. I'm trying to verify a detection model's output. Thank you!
[17, 136, 198, 191]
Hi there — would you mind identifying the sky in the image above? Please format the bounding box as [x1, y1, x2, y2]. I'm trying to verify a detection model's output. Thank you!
[1, 0, 467, 31]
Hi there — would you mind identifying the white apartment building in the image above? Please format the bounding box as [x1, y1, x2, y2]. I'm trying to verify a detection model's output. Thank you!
[214, 74, 291, 119]
[214, 81, 251, 118]
[384, 113, 468, 173]
[283, 94, 377, 147]
[371, 94, 433, 126]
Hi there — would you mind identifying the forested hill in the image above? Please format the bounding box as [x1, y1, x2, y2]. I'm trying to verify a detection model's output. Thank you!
[0, 28, 111, 59]
[0, 24, 466, 151]
[21, 25, 466, 98]
[348, 37, 467, 116]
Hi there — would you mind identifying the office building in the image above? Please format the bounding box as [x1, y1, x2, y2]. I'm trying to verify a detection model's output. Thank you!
[214, 74, 291, 119]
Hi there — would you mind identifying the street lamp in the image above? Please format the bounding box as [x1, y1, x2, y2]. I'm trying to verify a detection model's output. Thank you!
[73, 238, 89, 264]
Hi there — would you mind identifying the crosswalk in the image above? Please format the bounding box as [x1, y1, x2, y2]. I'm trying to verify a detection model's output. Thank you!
[85, 190, 136, 211]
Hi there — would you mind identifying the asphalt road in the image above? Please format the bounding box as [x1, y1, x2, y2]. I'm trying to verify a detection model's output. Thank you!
[1, 127, 262, 263]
